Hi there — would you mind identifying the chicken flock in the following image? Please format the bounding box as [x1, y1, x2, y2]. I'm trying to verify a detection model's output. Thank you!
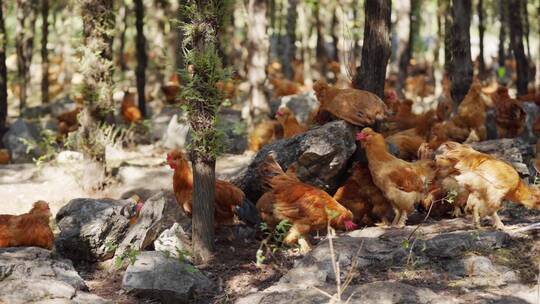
[3, 62, 540, 256]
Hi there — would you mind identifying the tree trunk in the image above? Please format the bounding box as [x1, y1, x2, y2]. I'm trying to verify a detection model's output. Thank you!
[434, 0, 442, 67]
[282, 0, 297, 80]
[41, 0, 49, 104]
[0, 1, 7, 137]
[330, 7, 339, 61]
[353, 0, 392, 99]
[477, 0, 485, 77]
[315, 4, 328, 77]
[521, 0, 531, 61]
[443, 0, 451, 74]
[79, 0, 115, 162]
[399, 0, 421, 94]
[498, 0, 506, 68]
[135, 0, 147, 118]
[448, 0, 473, 107]
[117, 2, 129, 72]
[298, 1, 312, 86]
[246, 0, 270, 122]
[191, 158, 215, 263]
[508, 0, 529, 95]
[537, 0, 540, 88]
[16, 0, 38, 112]
[175, 0, 185, 72]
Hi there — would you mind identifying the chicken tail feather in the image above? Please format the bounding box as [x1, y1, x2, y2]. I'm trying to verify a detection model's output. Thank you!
[234, 198, 261, 226]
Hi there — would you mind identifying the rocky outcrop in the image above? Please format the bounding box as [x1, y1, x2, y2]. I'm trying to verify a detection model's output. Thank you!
[234, 120, 357, 201]
[0, 247, 110, 304]
[55, 198, 134, 262]
[1, 118, 42, 163]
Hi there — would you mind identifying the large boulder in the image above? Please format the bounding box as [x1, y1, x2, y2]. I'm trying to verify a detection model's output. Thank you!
[0, 247, 110, 304]
[55, 198, 135, 262]
[1, 118, 42, 163]
[114, 191, 190, 260]
[122, 251, 212, 304]
[237, 218, 537, 304]
[521, 102, 539, 144]
[234, 120, 356, 201]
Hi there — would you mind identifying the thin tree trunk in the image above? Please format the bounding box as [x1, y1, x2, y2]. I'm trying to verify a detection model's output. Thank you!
[508, 0, 529, 95]
[41, 0, 49, 104]
[315, 4, 328, 77]
[521, 0, 531, 61]
[477, 0, 486, 77]
[117, 2, 129, 71]
[331, 7, 339, 62]
[443, 0, 451, 74]
[0, 1, 7, 137]
[537, 0, 540, 88]
[448, 0, 473, 107]
[135, 0, 146, 117]
[298, 1, 312, 86]
[246, 0, 270, 122]
[282, 0, 297, 80]
[16, 0, 38, 113]
[191, 159, 215, 263]
[353, 0, 392, 99]
[434, 0, 442, 67]
[175, 0, 185, 72]
[498, 0, 506, 68]
[399, 0, 420, 95]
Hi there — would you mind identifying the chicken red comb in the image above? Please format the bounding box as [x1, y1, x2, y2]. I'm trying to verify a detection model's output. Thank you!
[356, 132, 367, 141]
[276, 110, 284, 116]
[344, 220, 357, 231]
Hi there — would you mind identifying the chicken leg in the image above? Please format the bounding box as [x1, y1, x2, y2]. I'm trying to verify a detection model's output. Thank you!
[491, 212, 505, 231]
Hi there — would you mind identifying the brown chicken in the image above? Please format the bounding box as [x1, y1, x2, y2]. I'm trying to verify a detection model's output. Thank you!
[270, 77, 300, 97]
[0, 201, 54, 249]
[452, 79, 493, 141]
[121, 92, 142, 124]
[405, 75, 434, 100]
[313, 80, 387, 126]
[275, 107, 307, 138]
[384, 110, 437, 160]
[0, 149, 10, 164]
[333, 162, 394, 226]
[436, 142, 540, 229]
[216, 79, 237, 99]
[248, 120, 283, 151]
[57, 107, 82, 136]
[358, 128, 436, 227]
[167, 150, 259, 226]
[260, 155, 356, 252]
[493, 87, 526, 138]
[162, 74, 181, 104]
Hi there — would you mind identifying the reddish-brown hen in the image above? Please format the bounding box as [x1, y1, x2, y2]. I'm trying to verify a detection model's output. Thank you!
[0, 201, 54, 249]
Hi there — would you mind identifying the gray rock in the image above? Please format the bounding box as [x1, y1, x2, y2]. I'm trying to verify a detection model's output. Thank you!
[154, 223, 191, 259]
[55, 198, 134, 262]
[218, 108, 248, 154]
[278, 92, 319, 124]
[1, 118, 42, 163]
[114, 191, 191, 260]
[122, 251, 211, 304]
[0, 247, 110, 304]
[48, 96, 78, 117]
[521, 102, 539, 144]
[235, 120, 356, 202]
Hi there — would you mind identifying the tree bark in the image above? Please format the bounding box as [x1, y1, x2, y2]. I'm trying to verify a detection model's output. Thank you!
[246, 0, 270, 121]
[448, 0, 473, 106]
[298, 1, 312, 86]
[315, 4, 328, 76]
[353, 0, 392, 99]
[0, 0, 7, 137]
[508, 0, 529, 95]
[79, 0, 115, 162]
[521, 0, 531, 61]
[41, 0, 49, 104]
[191, 158, 215, 263]
[443, 0, 451, 74]
[498, 0, 506, 68]
[330, 7, 339, 62]
[477, 0, 485, 77]
[135, 0, 147, 118]
[175, 0, 185, 72]
[282, 0, 297, 80]
[117, 2, 129, 72]
[16, 0, 38, 112]
[399, 0, 421, 94]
